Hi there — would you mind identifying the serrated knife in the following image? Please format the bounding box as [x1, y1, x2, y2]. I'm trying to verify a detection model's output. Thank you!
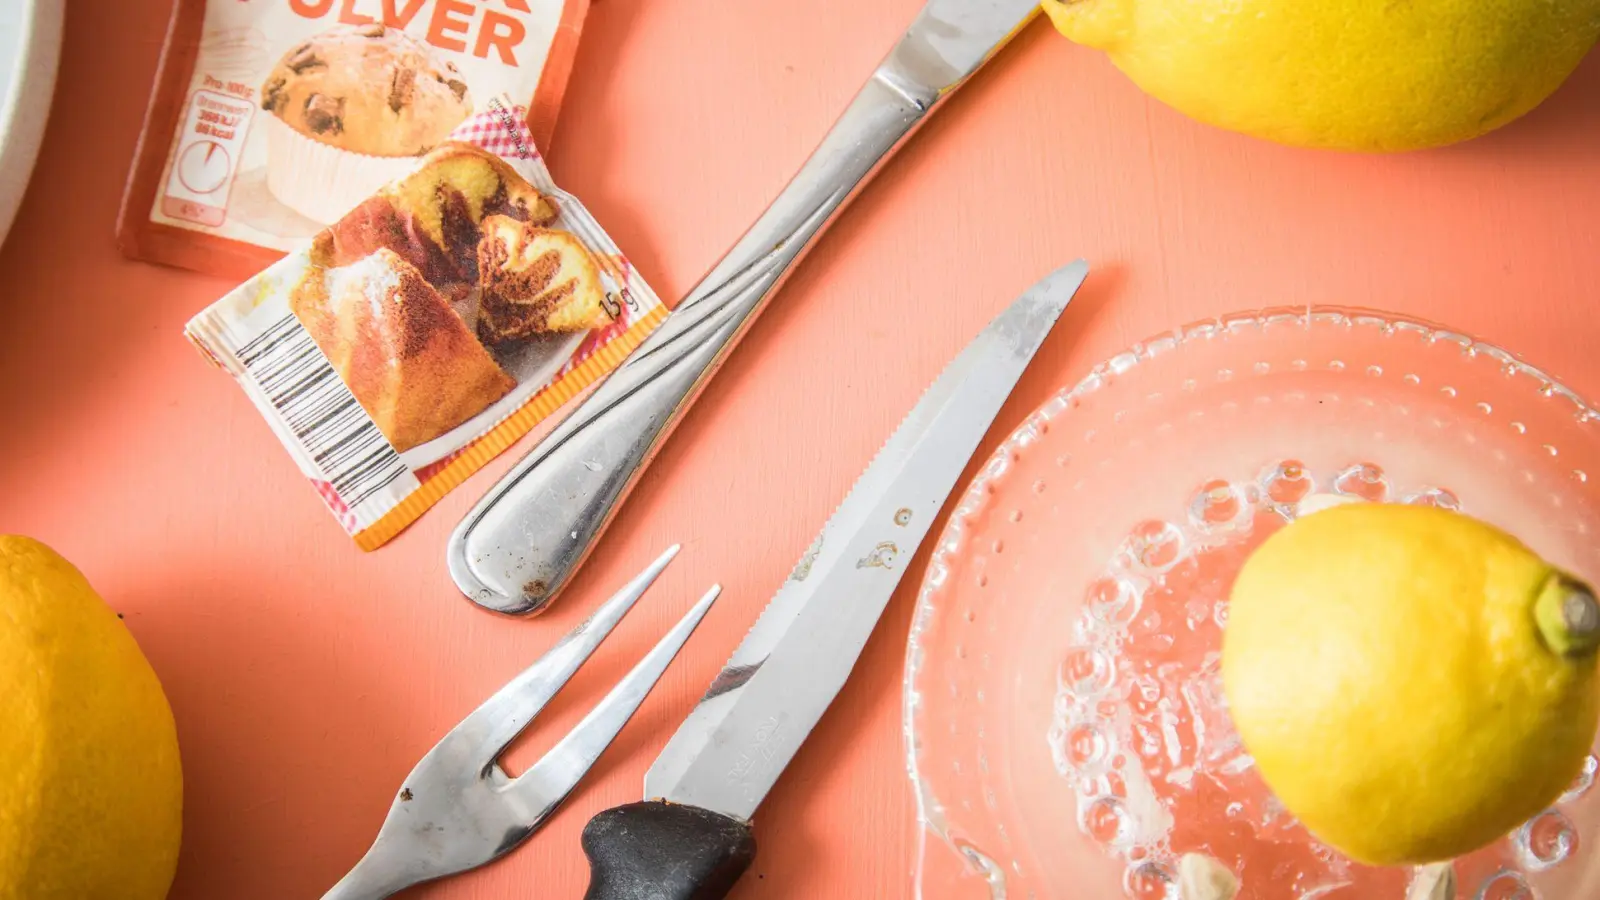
[447, 0, 1046, 615]
[576, 260, 1089, 900]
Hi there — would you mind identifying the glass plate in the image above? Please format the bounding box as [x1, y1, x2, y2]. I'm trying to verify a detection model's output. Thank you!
[904, 308, 1600, 900]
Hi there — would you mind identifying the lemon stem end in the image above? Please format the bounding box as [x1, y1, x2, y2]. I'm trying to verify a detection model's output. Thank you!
[1535, 576, 1600, 658]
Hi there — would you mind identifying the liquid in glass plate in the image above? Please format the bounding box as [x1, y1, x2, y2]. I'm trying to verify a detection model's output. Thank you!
[904, 309, 1600, 900]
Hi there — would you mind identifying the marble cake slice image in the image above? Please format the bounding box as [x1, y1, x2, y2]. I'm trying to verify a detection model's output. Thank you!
[290, 247, 515, 453]
[313, 143, 560, 299]
[474, 214, 614, 345]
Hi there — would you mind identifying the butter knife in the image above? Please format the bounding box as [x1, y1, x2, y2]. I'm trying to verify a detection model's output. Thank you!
[448, 0, 1045, 615]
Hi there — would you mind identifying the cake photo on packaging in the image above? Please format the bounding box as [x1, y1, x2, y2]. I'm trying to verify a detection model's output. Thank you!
[119, 0, 588, 279]
[185, 97, 666, 550]
[261, 23, 476, 226]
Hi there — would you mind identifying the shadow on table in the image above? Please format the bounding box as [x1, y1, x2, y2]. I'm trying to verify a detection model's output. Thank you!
[1444, 51, 1600, 159]
[117, 570, 421, 900]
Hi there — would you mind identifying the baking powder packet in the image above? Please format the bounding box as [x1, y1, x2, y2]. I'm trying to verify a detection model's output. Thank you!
[186, 97, 666, 550]
[120, 0, 588, 278]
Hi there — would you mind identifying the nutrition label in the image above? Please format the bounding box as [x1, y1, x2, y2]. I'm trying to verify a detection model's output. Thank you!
[161, 85, 256, 227]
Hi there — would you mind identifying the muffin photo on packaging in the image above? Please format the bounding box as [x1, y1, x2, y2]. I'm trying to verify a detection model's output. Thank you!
[120, 0, 590, 279]
[185, 98, 666, 550]
[261, 24, 474, 225]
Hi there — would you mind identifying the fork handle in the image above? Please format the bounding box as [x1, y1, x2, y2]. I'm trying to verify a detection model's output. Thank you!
[581, 801, 756, 900]
[446, 42, 945, 616]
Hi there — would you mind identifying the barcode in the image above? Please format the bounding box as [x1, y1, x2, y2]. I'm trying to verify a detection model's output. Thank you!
[237, 316, 409, 509]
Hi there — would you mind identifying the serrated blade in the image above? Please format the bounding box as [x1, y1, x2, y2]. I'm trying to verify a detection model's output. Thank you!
[644, 260, 1089, 820]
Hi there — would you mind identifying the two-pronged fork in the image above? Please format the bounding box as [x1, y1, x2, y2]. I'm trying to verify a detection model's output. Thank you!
[322, 546, 717, 899]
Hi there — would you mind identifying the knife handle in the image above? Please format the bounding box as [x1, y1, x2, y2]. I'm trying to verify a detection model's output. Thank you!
[582, 801, 757, 900]
[447, 35, 965, 615]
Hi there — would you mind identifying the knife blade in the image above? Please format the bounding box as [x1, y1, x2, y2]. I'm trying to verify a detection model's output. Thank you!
[578, 260, 1090, 900]
[446, 0, 1045, 616]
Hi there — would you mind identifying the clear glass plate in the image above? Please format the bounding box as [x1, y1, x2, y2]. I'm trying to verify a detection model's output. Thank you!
[904, 308, 1600, 900]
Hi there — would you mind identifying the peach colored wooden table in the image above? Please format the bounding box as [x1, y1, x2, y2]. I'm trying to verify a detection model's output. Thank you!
[3, 3, 1599, 898]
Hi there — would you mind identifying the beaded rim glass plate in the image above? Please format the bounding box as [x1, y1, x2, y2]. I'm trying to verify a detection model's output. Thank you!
[903, 307, 1600, 900]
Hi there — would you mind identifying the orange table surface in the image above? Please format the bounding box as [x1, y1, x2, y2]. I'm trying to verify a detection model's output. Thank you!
[4, 3, 1600, 898]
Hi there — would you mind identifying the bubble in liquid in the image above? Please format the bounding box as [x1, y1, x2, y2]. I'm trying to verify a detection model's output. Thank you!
[1064, 722, 1114, 772]
[1298, 881, 1356, 899]
[1332, 462, 1391, 501]
[1189, 479, 1252, 532]
[1403, 487, 1461, 510]
[1560, 753, 1598, 804]
[1219, 753, 1254, 776]
[1087, 576, 1143, 627]
[1475, 869, 1534, 900]
[1134, 675, 1162, 703]
[1123, 860, 1178, 900]
[1078, 772, 1115, 800]
[1260, 795, 1289, 829]
[1119, 521, 1186, 572]
[1061, 646, 1117, 698]
[1081, 796, 1137, 846]
[1512, 808, 1578, 871]
[1073, 610, 1104, 645]
[1261, 460, 1315, 508]
[1135, 723, 1163, 759]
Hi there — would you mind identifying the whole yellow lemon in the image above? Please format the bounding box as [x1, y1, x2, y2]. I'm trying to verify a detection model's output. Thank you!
[1222, 504, 1600, 866]
[1042, 0, 1600, 151]
[0, 536, 183, 899]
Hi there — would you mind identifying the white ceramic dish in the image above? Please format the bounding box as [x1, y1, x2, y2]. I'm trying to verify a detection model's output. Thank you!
[0, 0, 63, 249]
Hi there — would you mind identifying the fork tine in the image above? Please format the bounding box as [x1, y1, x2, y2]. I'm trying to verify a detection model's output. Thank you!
[455, 545, 681, 769]
[507, 584, 721, 818]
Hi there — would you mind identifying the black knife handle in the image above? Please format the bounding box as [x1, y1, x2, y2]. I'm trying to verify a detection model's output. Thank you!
[581, 801, 757, 900]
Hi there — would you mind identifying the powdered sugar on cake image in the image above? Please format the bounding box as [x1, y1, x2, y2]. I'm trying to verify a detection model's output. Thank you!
[291, 249, 516, 456]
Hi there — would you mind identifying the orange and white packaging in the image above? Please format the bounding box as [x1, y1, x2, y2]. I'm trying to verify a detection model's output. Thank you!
[119, 0, 587, 279]
[185, 98, 666, 550]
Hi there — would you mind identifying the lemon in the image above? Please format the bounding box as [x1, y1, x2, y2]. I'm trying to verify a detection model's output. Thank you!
[0, 536, 183, 899]
[1221, 504, 1600, 866]
[1041, 0, 1600, 151]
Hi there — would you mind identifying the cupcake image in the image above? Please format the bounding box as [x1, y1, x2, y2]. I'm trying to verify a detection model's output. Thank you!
[260, 24, 472, 225]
